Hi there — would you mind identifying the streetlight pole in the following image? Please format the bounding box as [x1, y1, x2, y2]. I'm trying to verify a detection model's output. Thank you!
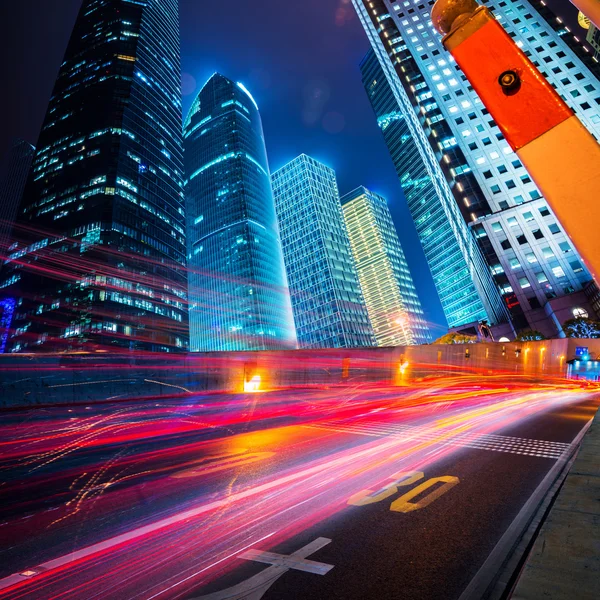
[431, 0, 600, 283]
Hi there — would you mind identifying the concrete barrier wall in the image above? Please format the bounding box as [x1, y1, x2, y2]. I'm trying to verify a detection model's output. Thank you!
[1, 338, 598, 408]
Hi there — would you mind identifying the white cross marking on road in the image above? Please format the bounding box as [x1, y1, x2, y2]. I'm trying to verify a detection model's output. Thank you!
[192, 537, 334, 600]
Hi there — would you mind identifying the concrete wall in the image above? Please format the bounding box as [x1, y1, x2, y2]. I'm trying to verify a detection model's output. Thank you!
[1, 339, 599, 408]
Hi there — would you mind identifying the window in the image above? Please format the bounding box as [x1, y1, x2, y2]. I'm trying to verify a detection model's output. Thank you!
[501, 239, 512, 250]
[548, 223, 560, 234]
[569, 260, 584, 273]
[573, 307, 589, 318]
[559, 241, 571, 253]
[542, 247, 555, 259]
[523, 211, 534, 222]
[533, 229, 544, 240]
[513, 195, 524, 204]
[539, 205, 550, 217]
[512, 159, 523, 168]
[491, 221, 503, 233]
[551, 265, 566, 278]
[525, 252, 537, 263]
[491, 263, 504, 274]
[506, 179, 516, 189]
[520, 175, 532, 184]
[483, 170, 493, 179]
[497, 165, 508, 174]
[529, 190, 541, 200]
[510, 258, 521, 269]
[517, 234, 527, 245]
[528, 296, 541, 309]
[536, 272, 549, 283]
[519, 276, 531, 289]
[491, 184, 501, 194]
[507, 216, 518, 227]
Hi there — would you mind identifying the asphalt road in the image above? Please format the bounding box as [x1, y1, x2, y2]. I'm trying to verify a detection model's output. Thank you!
[0, 377, 597, 600]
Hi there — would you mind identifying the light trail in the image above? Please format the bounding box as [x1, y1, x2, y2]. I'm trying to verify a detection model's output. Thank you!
[0, 378, 596, 599]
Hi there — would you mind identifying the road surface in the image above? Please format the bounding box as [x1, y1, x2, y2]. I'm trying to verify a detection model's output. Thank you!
[0, 375, 597, 599]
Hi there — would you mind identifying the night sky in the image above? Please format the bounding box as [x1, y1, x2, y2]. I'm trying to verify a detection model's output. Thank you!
[0, 0, 583, 334]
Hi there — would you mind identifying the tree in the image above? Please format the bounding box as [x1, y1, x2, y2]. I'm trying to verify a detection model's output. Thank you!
[515, 329, 546, 342]
[562, 317, 600, 338]
[434, 332, 477, 344]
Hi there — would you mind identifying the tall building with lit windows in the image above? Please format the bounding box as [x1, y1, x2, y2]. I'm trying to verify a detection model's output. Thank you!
[341, 186, 431, 345]
[272, 155, 375, 348]
[0, 139, 35, 257]
[1, 0, 188, 352]
[354, 0, 600, 337]
[183, 73, 297, 352]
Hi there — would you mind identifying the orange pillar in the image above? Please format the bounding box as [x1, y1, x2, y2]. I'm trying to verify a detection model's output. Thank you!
[431, 0, 600, 282]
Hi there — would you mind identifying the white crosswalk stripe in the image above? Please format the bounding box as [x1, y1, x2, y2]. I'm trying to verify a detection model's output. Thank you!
[303, 421, 570, 459]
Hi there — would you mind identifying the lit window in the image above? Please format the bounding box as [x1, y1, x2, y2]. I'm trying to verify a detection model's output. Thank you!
[519, 277, 531, 288]
[572, 307, 589, 318]
[551, 265, 566, 278]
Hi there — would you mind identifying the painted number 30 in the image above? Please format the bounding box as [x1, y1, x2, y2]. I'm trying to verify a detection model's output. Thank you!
[347, 471, 459, 513]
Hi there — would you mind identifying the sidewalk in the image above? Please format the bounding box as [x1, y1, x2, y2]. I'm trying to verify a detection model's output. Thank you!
[511, 408, 600, 599]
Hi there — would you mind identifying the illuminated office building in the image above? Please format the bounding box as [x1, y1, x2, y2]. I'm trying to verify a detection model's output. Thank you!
[0, 139, 35, 257]
[2, 0, 188, 352]
[272, 155, 375, 348]
[341, 186, 431, 345]
[354, 0, 600, 337]
[183, 73, 296, 351]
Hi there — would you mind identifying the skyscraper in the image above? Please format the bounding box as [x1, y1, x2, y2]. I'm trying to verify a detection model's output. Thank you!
[2, 0, 188, 352]
[0, 139, 35, 257]
[272, 155, 375, 348]
[341, 186, 431, 345]
[353, 0, 600, 338]
[360, 49, 510, 333]
[183, 73, 296, 352]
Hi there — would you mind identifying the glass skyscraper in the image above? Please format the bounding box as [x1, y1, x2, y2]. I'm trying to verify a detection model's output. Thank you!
[354, 0, 600, 337]
[341, 186, 431, 345]
[1, 0, 188, 352]
[0, 139, 35, 258]
[183, 73, 296, 352]
[272, 155, 375, 348]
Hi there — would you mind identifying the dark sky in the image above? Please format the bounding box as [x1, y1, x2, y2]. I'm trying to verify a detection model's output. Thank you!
[0, 0, 582, 335]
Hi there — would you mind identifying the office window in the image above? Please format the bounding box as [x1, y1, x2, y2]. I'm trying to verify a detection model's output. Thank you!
[536, 271, 548, 283]
[519, 276, 531, 288]
[552, 265, 566, 278]
[509, 257, 521, 269]
[525, 252, 537, 263]
[548, 223, 560, 234]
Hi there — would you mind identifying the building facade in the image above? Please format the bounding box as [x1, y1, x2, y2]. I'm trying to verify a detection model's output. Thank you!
[341, 186, 431, 345]
[360, 49, 510, 334]
[1, 0, 188, 352]
[0, 139, 35, 257]
[183, 73, 296, 352]
[353, 0, 600, 338]
[272, 155, 376, 348]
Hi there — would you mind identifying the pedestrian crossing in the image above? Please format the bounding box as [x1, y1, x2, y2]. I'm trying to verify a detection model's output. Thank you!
[303, 420, 570, 459]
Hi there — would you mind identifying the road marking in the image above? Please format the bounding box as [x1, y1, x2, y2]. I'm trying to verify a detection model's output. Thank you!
[348, 471, 424, 506]
[191, 538, 333, 600]
[390, 475, 460, 513]
[305, 422, 570, 459]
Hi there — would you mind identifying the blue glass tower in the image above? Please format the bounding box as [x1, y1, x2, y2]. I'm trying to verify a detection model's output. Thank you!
[272, 155, 376, 348]
[360, 49, 508, 331]
[183, 73, 296, 352]
[354, 0, 600, 337]
[2, 0, 187, 352]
